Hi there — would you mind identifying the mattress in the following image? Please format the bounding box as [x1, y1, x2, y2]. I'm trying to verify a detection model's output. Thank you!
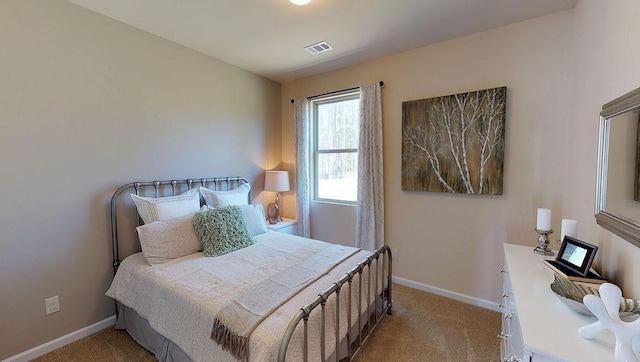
[106, 231, 376, 362]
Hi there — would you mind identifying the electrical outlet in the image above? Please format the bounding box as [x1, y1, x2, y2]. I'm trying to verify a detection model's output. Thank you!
[45, 295, 60, 315]
[391, 248, 399, 260]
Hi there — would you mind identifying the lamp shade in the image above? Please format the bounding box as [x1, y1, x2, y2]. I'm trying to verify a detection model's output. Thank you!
[265, 171, 290, 192]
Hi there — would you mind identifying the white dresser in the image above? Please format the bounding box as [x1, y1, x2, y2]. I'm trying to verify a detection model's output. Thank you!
[501, 243, 626, 361]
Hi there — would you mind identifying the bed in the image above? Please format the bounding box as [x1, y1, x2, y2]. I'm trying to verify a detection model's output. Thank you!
[106, 176, 392, 362]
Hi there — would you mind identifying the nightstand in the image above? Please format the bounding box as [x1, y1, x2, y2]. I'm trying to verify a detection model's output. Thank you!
[266, 218, 297, 235]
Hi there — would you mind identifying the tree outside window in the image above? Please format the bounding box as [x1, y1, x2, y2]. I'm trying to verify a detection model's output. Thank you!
[313, 93, 360, 203]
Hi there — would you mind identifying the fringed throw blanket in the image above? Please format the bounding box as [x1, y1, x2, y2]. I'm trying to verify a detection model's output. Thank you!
[211, 243, 358, 361]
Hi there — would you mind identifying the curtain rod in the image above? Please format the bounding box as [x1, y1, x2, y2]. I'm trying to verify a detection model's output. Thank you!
[290, 81, 384, 103]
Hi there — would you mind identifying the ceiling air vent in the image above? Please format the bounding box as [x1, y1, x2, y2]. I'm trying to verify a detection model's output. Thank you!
[304, 41, 333, 55]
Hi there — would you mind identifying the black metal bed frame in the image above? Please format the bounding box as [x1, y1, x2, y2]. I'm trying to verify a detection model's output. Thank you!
[109, 176, 392, 361]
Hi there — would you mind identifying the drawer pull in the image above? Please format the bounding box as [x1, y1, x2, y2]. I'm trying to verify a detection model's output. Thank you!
[502, 292, 511, 298]
[503, 313, 513, 320]
[500, 268, 508, 274]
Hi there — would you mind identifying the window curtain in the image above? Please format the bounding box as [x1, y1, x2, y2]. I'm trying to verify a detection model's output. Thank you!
[356, 83, 384, 251]
[294, 98, 311, 238]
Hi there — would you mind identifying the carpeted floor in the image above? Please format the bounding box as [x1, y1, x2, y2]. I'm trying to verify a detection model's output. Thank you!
[352, 285, 501, 361]
[30, 327, 155, 362]
[31, 284, 500, 361]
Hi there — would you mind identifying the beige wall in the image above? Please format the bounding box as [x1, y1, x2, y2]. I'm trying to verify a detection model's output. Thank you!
[566, 0, 640, 297]
[0, 0, 281, 359]
[4, 0, 640, 359]
[282, 10, 573, 304]
[282, 0, 640, 305]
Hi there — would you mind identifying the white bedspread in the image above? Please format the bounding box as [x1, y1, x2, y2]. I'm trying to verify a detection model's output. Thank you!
[106, 231, 375, 362]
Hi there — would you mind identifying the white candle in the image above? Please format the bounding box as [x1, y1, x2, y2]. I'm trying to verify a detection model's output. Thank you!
[560, 219, 578, 242]
[536, 208, 552, 231]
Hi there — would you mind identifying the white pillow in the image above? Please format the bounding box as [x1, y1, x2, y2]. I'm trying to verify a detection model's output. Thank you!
[136, 213, 202, 265]
[200, 183, 250, 208]
[131, 188, 200, 224]
[239, 204, 268, 236]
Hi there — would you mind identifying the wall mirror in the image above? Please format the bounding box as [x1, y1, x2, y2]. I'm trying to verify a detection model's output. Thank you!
[595, 86, 640, 247]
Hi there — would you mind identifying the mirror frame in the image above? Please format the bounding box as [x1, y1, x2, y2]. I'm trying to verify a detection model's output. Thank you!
[595, 86, 640, 248]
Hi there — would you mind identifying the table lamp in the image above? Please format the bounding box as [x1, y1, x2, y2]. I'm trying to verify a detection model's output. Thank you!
[264, 171, 290, 224]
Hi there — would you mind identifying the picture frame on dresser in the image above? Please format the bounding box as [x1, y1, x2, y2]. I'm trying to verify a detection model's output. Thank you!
[544, 236, 599, 278]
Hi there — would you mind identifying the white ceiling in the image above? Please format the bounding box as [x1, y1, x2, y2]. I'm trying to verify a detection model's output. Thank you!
[68, 0, 578, 83]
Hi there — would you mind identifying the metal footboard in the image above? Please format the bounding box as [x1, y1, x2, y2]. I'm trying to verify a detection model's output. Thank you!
[277, 245, 392, 362]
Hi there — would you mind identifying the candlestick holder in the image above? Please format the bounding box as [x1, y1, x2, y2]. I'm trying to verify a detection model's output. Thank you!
[533, 228, 554, 256]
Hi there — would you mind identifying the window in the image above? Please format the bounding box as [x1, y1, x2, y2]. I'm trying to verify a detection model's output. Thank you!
[312, 91, 360, 203]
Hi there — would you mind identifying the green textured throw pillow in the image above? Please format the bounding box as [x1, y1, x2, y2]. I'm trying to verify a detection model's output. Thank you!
[193, 205, 256, 257]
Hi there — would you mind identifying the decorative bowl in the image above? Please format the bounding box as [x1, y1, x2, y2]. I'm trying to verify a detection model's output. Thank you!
[549, 273, 640, 317]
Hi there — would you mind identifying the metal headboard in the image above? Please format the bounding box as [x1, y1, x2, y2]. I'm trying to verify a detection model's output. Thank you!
[109, 177, 249, 275]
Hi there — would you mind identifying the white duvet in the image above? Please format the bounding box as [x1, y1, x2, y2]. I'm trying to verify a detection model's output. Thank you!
[106, 231, 376, 362]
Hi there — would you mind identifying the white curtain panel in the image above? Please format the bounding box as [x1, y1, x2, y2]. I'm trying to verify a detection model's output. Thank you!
[356, 83, 384, 251]
[294, 98, 311, 238]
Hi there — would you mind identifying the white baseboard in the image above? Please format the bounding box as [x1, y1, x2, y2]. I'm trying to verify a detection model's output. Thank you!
[393, 276, 501, 313]
[2, 315, 116, 362]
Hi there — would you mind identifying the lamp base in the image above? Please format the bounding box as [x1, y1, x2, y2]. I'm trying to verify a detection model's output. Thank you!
[267, 203, 280, 224]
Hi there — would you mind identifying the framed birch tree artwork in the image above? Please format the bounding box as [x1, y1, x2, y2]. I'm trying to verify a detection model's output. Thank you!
[402, 86, 507, 194]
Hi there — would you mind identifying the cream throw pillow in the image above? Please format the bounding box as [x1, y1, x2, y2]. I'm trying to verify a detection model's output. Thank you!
[136, 213, 202, 265]
[238, 204, 268, 236]
[131, 188, 200, 224]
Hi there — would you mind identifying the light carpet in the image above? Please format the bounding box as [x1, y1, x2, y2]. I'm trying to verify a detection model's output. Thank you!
[32, 284, 500, 361]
